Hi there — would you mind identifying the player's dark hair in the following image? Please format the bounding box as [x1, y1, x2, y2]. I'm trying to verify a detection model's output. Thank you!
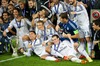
[59, 12, 68, 19]
[2, 11, 9, 16]
[52, 34, 59, 38]
[93, 18, 100, 27]
[13, 8, 22, 16]
[29, 30, 36, 35]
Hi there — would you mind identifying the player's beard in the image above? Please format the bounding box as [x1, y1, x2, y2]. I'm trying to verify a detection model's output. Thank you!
[4, 19, 8, 23]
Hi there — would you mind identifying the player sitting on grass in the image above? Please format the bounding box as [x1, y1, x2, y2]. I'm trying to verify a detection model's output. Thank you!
[46, 35, 93, 63]
[20, 30, 60, 62]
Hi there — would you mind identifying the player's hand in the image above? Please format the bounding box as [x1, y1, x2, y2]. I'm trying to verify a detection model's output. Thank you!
[77, 1, 83, 5]
[3, 31, 7, 37]
[32, 14, 35, 19]
[47, 24, 52, 29]
[43, 18, 47, 22]
[42, 42, 46, 46]
[67, 34, 72, 40]
[32, 12, 39, 19]
[28, 44, 32, 48]
[9, 1, 14, 5]
[62, 33, 71, 39]
[62, 32, 67, 38]
[20, 48, 24, 53]
[70, 12, 76, 15]
[55, 25, 60, 31]
[77, 2, 87, 8]
[35, 12, 39, 18]
[47, 42, 53, 46]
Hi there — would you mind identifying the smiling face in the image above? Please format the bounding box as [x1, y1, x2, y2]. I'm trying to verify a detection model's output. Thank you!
[29, 31, 36, 40]
[8, 4, 14, 13]
[37, 21, 44, 30]
[52, 35, 60, 44]
[28, 0, 34, 8]
[13, 9, 19, 18]
[19, 2, 25, 9]
[2, 12, 9, 21]
[1, 0, 8, 7]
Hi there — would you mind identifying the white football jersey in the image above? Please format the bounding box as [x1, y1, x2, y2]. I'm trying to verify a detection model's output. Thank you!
[51, 1, 68, 24]
[51, 40, 77, 57]
[8, 18, 31, 36]
[31, 39, 48, 57]
[7, 18, 31, 48]
[69, 3, 90, 27]
[34, 18, 53, 27]
[35, 27, 58, 43]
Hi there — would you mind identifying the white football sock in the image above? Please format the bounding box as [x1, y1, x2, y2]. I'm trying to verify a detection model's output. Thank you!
[23, 48, 32, 57]
[78, 44, 89, 58]
[80, 42, 85, 49]
[87, 42, 92, 55]
[71, 57, 81, 63]
[23, 52, 31, 57]
[45, 56, 57, 61]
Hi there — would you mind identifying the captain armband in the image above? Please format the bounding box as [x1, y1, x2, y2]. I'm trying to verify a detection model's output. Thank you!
[74, 30, 79, 34]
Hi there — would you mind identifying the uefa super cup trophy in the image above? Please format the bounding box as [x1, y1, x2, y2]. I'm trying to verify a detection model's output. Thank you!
[10, 36, 19, 57]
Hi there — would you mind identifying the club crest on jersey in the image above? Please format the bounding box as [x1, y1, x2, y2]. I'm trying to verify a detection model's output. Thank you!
[67, 27, 69, 30]
[60, 47, 63, 49]
[62, 43, 64, 45]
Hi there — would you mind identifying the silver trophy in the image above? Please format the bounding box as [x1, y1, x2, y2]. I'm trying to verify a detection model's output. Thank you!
[10, 36, 19, 57]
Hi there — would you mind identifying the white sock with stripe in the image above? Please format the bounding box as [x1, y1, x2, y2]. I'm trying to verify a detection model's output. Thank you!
[87, 42, 92, 55]
[78, 44, 89, 58]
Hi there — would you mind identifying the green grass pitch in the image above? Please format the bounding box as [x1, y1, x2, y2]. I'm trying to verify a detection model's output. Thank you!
[0, 53, 100, 66]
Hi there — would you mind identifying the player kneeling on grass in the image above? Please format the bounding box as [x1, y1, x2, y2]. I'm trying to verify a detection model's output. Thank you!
[20, 30, 59, 61]
[46, 35, 93, 63]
